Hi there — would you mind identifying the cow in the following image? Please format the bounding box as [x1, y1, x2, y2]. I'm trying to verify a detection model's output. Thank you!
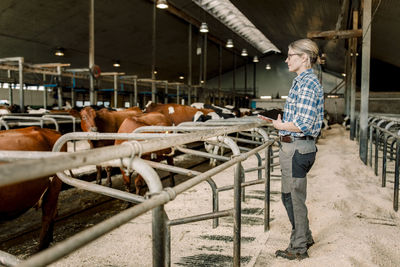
[0, 104, 21, 114]
[252, 108, 283, 120]
[145, 102, 217, 125]
[80, 106, 142, 186]
[239, 108, 252, 117]
[115, 112, 174, 195]
[317, 111, 332, 140]
[342, 115, 350, 130]
[0, 126, 66, 250]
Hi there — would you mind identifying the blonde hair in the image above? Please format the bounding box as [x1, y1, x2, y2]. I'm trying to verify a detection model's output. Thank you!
[289, 39, 320, 68]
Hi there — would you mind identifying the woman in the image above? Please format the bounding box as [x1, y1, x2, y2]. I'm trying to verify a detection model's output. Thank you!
[264, 39, 324, 260]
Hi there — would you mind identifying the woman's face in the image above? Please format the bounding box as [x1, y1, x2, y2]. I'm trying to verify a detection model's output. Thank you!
[285, 48, 307, 74]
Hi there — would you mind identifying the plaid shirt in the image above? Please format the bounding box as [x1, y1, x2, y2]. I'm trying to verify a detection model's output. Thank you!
[280, 68, 324, 138]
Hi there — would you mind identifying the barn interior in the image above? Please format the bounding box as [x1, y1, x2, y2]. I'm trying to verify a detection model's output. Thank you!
[1, 1, 400, 266]
[0, 0, 399, 115]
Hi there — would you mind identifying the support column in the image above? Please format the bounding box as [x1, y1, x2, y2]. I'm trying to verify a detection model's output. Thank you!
[43, 86, 48, 109]
[57, 66, 63, 109]
[350, 11, 358, 140]
[164, 82, 168, 104]
[188, 24, 192, 105]
[133, 76, 138, 107]
[71, 75, 75, 108]
[218, 44, 222, 105]
[113, 74, 118, 108]
[203, 32, 207, 87]
[253, 62, 257, 98]
[244, 59, 247, 96]
[8, 70, 13, 105]
[233, 53, 236, 106]
[18, 58, 24, 112]
[89, 0, 95, 105]
[176, 84, 180, 104]
[199, 35, 203, 86]
[151, 1, 156, 103]
[359, 0, 371, 164]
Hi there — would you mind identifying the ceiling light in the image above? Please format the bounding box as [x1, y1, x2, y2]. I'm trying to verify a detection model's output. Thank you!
[199, 22, 209, 33]
[54, 47, 65, 57]
[342, 73, 346, 77]
[179, 75, 184, 80]
[226, 39, 234, 48]
[156, 0, 168, 9]
[253, 56, 259, 63]
[193, 0, 280, 54]
[265, 64, 271, 70]
[153, 69, 158, 75]
[241, 49, 248, 57]
[200, 80, 204, 84]
[113, 60, 120, 67]
[320, 53, 326, 65]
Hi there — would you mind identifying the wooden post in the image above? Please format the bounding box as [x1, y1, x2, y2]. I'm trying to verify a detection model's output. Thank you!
[345, 42, 351, 116]
[359, 0, 372, 164]
[350, 11, 358, 140]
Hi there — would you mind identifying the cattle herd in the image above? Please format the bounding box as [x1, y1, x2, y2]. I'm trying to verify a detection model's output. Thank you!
[2, 101, 333, 253]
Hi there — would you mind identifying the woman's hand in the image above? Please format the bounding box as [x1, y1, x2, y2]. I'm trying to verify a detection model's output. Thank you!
[272, 114, 283, 130]
[272, 114, 302, 132]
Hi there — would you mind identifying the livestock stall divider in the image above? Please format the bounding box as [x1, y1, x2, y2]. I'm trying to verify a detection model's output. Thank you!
[0, 56, 189, 110]
[0, 119, 277, 267]
[362, 115, 400, 211]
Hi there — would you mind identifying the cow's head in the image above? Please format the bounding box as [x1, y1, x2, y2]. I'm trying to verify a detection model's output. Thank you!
[80, 106, 98, 132]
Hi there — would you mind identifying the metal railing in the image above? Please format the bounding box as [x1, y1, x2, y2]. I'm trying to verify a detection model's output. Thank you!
[363, 115, 400, 211]
[0, 119, 276, 267]
[0, 113, 80, 132]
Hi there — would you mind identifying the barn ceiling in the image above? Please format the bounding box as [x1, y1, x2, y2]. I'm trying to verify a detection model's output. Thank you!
[0, 0, 398, 86]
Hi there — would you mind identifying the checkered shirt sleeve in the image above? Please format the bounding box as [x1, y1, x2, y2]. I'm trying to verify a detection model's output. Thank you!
[280, 69, 324, 137]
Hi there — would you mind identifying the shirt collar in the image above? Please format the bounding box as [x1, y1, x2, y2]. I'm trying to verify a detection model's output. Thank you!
[294, 68, 313, 83]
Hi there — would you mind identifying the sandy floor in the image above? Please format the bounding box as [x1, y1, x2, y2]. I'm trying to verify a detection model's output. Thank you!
[44, 124, 400, 266]
[255, 124, 400, 267]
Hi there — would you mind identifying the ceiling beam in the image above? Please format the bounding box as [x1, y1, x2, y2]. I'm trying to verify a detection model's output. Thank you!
[307, 29, 362, 40]
[335, 0, 350, 31]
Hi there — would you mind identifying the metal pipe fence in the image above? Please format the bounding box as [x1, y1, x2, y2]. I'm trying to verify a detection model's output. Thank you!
[363, 116, 400, 211]
[0, 119, 277, 267]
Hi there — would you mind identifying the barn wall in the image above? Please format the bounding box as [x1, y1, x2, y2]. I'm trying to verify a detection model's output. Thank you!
[206, 54, 343, 98]
[0, 87, 56, 107]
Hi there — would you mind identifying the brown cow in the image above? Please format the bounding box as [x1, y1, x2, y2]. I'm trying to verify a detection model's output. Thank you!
[144, 102, 217, 125]
[0, 126, 66, 250]
[80, 106, 141, 186]
[115, 112, 173, 195]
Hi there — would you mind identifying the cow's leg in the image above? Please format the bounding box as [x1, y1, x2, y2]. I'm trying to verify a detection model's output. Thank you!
[167, 156, 175, 187]
[134, 175, 147, 196]
[120, 169, 131, 192]
[105, 166, 113, 187]
[96, 165, 102, 185]
[39, 176, 62, 251]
